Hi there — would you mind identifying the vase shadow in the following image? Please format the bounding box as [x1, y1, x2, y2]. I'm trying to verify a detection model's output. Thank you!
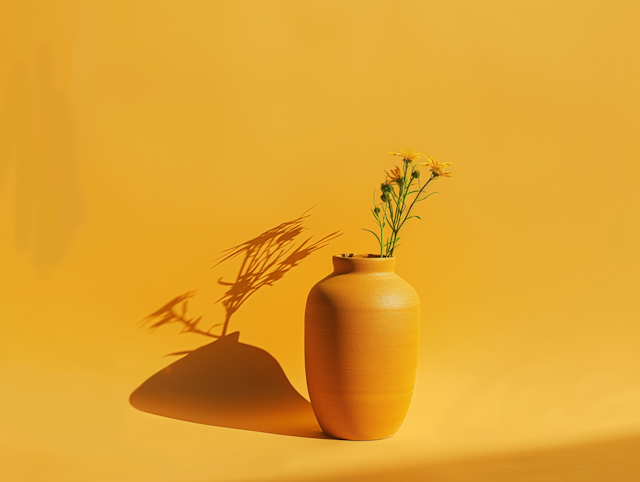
[133, 209, 342, 439]
[130, 331, 328, 439]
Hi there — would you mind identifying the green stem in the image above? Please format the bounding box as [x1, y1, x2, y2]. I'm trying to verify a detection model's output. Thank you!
[380, 201, 388, 257]
[373, 187, 383, 256]
[388, 163, 415, 256]
[397, 173, 435, 233]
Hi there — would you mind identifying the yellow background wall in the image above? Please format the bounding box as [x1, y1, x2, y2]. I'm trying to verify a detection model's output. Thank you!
[1, 1, 639, 481]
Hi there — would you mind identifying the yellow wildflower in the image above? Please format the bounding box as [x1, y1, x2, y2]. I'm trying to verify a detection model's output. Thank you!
[385, 165, 403, 182]
[420, 156, 452, 178]
[388, 147, 423, 162]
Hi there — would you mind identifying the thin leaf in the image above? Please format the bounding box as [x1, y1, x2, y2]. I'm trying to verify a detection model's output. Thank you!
[362, 229, 381, 243]
[416, 192, 438, 202]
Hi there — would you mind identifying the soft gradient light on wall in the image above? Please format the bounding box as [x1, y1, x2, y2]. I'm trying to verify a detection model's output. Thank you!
[1, 1, 639, 481]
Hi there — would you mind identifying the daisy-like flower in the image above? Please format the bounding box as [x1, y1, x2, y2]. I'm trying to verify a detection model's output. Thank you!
[385, 165, 403, 183]
[388, 147, 423, 162]
[420, 156, 452, 178]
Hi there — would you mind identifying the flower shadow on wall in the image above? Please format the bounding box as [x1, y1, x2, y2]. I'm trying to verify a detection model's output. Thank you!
[130, 209, 341, 439]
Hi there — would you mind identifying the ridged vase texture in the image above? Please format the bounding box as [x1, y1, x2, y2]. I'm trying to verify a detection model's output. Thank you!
[304, 254, 421, 440]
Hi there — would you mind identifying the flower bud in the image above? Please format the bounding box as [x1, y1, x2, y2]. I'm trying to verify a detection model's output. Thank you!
[411, 170, 420, 179]
[381, 194, 388, 203]
[374, 207, 381, 214]
[381, 183, 392, 193]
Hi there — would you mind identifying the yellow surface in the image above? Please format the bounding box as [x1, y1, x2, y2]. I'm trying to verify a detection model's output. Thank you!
[1, 1, 639, 481]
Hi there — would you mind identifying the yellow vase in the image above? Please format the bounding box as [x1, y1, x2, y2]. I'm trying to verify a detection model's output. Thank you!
[304, 254, 421, 440]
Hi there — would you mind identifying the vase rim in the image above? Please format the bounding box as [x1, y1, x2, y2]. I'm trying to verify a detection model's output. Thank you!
[333, 253, 396, 260]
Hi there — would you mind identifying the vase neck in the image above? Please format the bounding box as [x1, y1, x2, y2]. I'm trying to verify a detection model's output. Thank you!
[332, 254, 396, 275]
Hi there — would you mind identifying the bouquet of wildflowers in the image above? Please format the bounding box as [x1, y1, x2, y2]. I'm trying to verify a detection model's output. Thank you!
[364, 148, 452, 257]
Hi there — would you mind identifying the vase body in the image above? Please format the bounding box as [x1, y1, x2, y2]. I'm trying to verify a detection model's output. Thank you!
[304, 254, 420, 440]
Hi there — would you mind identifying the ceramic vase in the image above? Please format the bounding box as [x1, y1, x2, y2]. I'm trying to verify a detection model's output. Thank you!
[304, 253, 421, 440]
